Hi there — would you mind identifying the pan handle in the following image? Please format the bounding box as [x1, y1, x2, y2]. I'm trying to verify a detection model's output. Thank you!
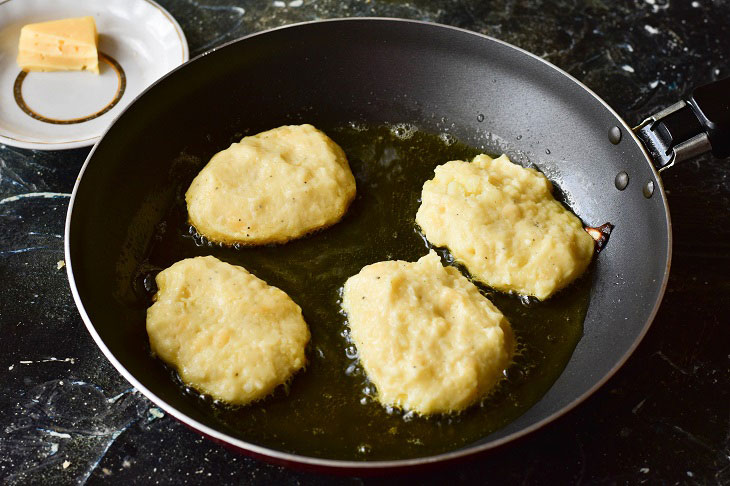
[634, 76, 729, 171]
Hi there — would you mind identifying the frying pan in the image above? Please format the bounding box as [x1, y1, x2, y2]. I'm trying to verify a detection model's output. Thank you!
[64, 18, 729, 472]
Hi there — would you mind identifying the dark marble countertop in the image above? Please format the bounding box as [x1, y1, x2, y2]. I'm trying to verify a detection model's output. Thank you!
[1, 0, 729, 484]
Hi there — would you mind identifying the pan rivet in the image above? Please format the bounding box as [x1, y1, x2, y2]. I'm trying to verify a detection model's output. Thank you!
[615, 171, 629, 190]
[608, 126, 622, 144]
[643, 180, 655, 198]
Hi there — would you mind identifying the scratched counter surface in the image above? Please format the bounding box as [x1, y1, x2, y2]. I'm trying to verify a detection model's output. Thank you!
[1, 0, 729, 484]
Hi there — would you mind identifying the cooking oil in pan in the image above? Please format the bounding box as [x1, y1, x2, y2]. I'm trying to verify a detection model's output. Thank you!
[140, 123, 592, 461]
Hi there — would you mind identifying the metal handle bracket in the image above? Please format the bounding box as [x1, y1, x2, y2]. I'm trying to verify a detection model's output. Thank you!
[634, 101, 712, 172]
[634, 77, 729, 171]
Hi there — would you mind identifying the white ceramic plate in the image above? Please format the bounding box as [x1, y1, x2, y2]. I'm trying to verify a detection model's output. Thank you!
[0, 0, 188, 150]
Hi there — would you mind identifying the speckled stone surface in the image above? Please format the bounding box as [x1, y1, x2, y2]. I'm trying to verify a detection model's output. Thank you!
[1, 0, 729, 484]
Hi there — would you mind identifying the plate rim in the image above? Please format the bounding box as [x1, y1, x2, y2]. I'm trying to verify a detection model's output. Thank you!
[0, 0, 189, 151]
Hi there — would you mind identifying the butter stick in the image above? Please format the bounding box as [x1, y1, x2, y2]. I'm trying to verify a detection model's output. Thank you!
[17, 16, 99, 74]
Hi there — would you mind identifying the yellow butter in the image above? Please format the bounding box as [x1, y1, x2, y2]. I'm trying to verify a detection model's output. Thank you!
[17, 16, 99, 74]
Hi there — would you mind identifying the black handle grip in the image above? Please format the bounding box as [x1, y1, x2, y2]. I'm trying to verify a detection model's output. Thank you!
[634, 76, 729, 170]
[687, 76, 730, 158]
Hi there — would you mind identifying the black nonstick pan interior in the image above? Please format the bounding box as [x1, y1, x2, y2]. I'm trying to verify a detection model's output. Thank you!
[66, 19, 670, 469]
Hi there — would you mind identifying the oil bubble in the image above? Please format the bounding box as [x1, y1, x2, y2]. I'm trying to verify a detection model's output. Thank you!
[477, 114, 485, 122]
[347, 120, 368, 132]
[439, 133, 456, 146]
[143, 273, 158, 294]
[389, 123, 416, 140]
[519, 295, 538, 307]
[503, 367, 525, 383]
[192, 233, 206, 247]
[345, 363, 358, 376]
[345, 345, 359, 360]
